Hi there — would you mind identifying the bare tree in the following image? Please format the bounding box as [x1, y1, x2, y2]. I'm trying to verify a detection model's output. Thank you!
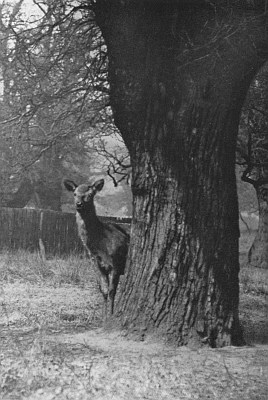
[0, 0, 127, 208]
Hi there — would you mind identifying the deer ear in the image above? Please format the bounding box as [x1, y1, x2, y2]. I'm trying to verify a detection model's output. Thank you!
[64, 180, 77, 192]
[93, 179, 104, 192]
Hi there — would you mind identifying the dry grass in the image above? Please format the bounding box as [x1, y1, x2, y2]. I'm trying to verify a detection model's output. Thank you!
[0, 249, 94, 286]
[240, 265, 268, 295]
[0, 250, 103, 399]
[0, 234, 267, 400]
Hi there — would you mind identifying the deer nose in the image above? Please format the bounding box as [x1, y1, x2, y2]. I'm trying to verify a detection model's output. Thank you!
[76, 201, 83, 208]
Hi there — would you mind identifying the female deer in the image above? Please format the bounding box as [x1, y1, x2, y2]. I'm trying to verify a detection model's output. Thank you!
[64, 178, 129, 316]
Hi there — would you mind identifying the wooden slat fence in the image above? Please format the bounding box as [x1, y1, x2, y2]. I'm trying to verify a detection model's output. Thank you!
[0, 207, 131, 257]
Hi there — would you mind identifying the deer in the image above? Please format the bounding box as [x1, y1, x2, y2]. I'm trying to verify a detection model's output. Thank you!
[64, 178, 130, 317]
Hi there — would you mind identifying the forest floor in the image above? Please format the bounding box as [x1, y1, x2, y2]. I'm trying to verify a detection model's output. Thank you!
[0, 231, 267, 400]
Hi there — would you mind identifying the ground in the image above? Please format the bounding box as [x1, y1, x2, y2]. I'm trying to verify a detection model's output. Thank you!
[0, 231, 267, 400]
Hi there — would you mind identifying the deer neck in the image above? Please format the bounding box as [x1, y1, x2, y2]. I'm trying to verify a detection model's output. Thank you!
[76, 204, 101, 231]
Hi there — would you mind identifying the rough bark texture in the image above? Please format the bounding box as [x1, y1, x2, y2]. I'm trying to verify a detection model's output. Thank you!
[249, 185, 268, 269]
[94, 1, 268, 347]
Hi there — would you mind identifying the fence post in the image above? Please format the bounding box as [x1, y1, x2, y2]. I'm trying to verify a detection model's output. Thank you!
[39, 210, 46, 261]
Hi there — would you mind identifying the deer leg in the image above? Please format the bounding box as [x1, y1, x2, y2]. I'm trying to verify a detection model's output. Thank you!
[109, 270, 120, 315]
[96, 260, 109, 320]
[99, 273, 110, 320]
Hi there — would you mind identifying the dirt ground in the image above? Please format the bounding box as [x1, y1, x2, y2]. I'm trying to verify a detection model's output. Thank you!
[1, 271, 268, 400]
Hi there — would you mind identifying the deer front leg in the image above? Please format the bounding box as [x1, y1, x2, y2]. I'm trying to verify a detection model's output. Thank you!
[109, 270, 120, 315]
[96, 261, 109, 320]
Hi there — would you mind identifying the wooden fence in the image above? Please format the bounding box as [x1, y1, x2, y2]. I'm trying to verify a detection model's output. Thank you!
[0, 207, 131, 257]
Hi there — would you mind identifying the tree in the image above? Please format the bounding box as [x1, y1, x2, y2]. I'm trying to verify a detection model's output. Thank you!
[237, 64, 268, 268]
[0, 1, 32, 207]
[92, 0, 268, 347]
[0, 0, 117, 209]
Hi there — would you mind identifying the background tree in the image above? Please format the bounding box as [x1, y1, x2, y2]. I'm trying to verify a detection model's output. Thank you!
[93, 0, 268, 347]
[237, 63, 268, 268]
[0, 0, 129, 209]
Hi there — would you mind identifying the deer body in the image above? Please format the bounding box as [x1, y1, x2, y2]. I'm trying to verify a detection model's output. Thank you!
[64, 179, 129, 315]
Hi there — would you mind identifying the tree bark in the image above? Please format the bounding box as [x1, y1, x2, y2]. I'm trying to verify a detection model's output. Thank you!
[94, 1, 268, 346]
[249, 184, 268, 269]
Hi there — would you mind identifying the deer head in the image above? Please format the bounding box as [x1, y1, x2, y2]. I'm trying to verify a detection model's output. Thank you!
[64, 179, 104, 211]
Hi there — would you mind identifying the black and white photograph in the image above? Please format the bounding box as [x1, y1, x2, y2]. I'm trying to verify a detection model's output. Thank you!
[0, 1, 267, 399]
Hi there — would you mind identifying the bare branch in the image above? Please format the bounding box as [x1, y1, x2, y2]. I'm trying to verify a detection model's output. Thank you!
[241, 166, 257, 186]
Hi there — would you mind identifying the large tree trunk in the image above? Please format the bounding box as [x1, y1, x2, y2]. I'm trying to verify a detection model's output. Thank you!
[249, 184, 268, 269]
[94, 1, 268, 347]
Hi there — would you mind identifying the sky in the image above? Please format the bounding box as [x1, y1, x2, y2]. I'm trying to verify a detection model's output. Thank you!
[20, 0, 43, 21]
[7, 0, 43, 22]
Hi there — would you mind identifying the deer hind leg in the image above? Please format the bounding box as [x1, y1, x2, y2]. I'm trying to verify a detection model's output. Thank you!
[108, 270, 120, 315]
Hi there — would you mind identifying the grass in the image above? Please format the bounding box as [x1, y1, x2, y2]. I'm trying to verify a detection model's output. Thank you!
[240, 265, 268, 295]
[0, 249, 94, 286]
[0, 250, 103, 399]
[0, 229, 266, 302]
[0, 232, 267, 399]
[0, 250, 102, 337]
[0, 229, 266, 296]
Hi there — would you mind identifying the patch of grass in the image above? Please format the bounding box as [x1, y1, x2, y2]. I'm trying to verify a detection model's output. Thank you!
[0, 250, 49, 283]
[0, 249, 94, 287]
[0, 250, 102, 341]
[240, 265, 268, 296]
[46, 254, 96, 287]
[0, 340, 94, 399]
